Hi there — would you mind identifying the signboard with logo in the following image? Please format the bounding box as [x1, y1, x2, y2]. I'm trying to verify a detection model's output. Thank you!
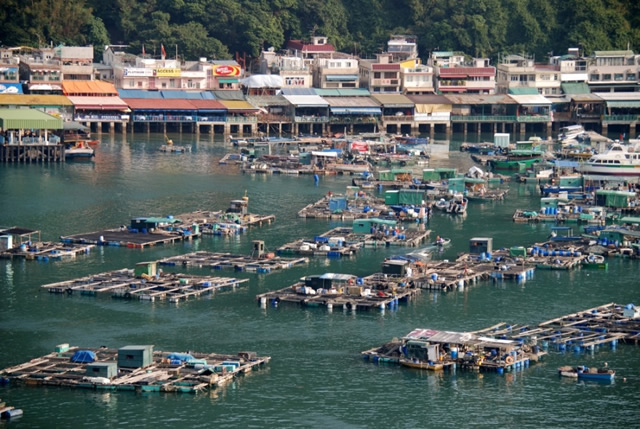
[155, 68, 181, 77]
[123, 68, 154, 77]
[212, 65, 241, 76]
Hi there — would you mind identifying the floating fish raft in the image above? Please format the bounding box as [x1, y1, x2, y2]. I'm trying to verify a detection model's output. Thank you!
[257, 271, 421, 312]
[60, 227, 200, 249]
[0, 345, 269, 394]
[0, 241, 94, 261]
[41, 268, 248, 303]
[297, 194, 388, 220]
[320, 226, 431, 248]
[473, 302, 640, 352]
[158, 251, 309, 273]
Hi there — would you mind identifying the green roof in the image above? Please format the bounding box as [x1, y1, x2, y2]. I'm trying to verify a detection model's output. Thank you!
[561, 83, 591, 95]
[620, 216, 640, 224]
[508, 87, 538, 95]
[0, 108, 62, 130]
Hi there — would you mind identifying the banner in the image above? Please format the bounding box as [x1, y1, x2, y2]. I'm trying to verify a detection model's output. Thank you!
[212, 65, 241, 76]
[155, 68, 181, 77]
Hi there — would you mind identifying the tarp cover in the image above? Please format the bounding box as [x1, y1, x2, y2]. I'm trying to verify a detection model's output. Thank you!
[240, 75, 283, 88]
[167, 353, 194, 362]
[71, 350, 97, 363]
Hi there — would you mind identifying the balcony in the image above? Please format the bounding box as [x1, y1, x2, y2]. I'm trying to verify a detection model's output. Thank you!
[382, 115, 414, 122]
[294, 116, 328, 123]
[76, 114, 128, 122]
[603, 114, 640, 122]
[226, 116, 258, 123]
[450, 115, 517, 122]
[516, 115, 551, 123]
[329, 116, 379, 124]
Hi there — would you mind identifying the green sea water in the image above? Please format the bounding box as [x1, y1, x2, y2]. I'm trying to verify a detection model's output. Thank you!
[0, 132, 639, 428]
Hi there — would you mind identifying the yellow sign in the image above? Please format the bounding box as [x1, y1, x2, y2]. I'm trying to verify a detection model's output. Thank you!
[155, 68, 181, 77]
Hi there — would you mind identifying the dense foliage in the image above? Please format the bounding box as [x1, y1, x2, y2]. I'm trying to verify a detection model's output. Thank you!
[2, 0, 639, 63]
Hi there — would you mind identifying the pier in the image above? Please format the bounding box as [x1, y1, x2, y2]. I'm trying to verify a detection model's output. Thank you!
[158, 250, 309, 274]
[41, 268, 248, 303]
[0, 345, 269, 394]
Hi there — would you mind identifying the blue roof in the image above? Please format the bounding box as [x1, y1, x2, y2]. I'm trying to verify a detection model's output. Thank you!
[160, 91, 214, 99]
[118, 89, 162, 99]
[554, 160, 580, 168]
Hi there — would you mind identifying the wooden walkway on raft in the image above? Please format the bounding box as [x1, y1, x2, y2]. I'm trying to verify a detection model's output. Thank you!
[276, 239, 361, 258]
[41, 269, 248, 303]
[0, 346, 269, 394]
[297, 195, 388, 220]
[157, 251, 309, 273]
[471, 303, 640, 352]
[257, 273, 421, 312]
[320, 226, 430, 248]
[0, 242, 94, 261]
[60, 228, 200, 249]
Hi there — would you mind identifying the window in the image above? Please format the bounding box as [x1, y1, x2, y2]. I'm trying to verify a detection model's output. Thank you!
[603, 73, 612, 80]
[626, 73, 636, 81]
[511, 75, 519, 81]
[614, 73, 624, 81]
[374, 72, 381, 79]
[590, 74, 599, 81]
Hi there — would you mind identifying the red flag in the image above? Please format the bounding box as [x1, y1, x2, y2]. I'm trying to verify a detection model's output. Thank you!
[161, 44, 166, 59]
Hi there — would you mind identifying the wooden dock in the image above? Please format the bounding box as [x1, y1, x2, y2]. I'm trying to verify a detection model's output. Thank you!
[158, 251, 309, 274]
[0, 345, 269, 394]
[298, 194, 388, 220]
[1, 143, 65, 163]
[41, 269, 249, 303]
[257, 272, 421, 312]
[0, 242, 94, 261]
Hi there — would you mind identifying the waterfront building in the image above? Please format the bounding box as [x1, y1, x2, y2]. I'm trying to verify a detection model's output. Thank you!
[359, 53, 402, 93]
[18, 47, 62, 94]
[281, 88, 329, 135]
[312, 56, 359, 89]
[436, 58, 496, 95]
[0, 94, 74, 122]
[400, 59, 435, 95]
[0, 49, 22, 94]
[371, 93, 415, 134]
[495, 54, 562, 96]
[62, 80, 129, 132]
[405, 94, 452, 135]
[317, 88, 380, 135]
[587, 50, 640, 93]
[56, 46, 94, 81]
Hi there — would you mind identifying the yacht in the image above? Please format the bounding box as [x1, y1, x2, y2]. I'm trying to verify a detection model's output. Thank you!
[579, 143, 640, 176]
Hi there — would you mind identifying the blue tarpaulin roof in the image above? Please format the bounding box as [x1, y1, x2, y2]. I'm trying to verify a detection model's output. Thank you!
[166, 353, 195, 362]
[71, 350, 96, 363]
[554, 160, 580, 168]
[160, 91, 215, 99]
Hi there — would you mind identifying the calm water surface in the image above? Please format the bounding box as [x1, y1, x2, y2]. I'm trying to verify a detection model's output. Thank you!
[0, 133, 638, 428]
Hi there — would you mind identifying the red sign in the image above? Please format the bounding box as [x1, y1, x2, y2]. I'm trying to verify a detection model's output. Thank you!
[212, 65, 241, 76]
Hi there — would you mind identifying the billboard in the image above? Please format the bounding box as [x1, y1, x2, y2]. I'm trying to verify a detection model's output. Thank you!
[212, 65, 241, 76]
[155, 68, 181, 77]
[123, 68, 154, 77]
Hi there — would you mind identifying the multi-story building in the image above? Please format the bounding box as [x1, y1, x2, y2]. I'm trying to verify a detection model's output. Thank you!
[587, 50, 640, 93]
[0, 49, 21, 93]
[19, 48, 63, 94]
[428, 51, 466, 68]
[495, 54, 561, 96]
[359, 53, 401, 93]
[400, 59, 434, 95]
[286, 37, 336, 68]
[55, 46, 94, 81]
[387, 35, 418, 63]
[313, 56, 359, 89]
[436, 58, 495, 94]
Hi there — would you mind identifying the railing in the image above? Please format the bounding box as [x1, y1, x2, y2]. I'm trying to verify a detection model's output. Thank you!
[226, 116, 258, 124]
[516, 115, 551, 123]
[603, 115, 640, 122]
[382, 115, 414, 122]
[294, 116, 328, 123]
[450, 115, 517, 122]
[196, 116, 226, 123]
[75, 114, 127, 122]
[329, 116, 380, 124]
[258, 114, 291, 122]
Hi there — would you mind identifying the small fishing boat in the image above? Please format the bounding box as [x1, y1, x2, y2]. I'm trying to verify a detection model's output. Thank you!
[558, 365, 615, 381]
[399, 358, 444, 371]
[65, 141, 95, 161]
[582, 254, 608, 269]
[424, 237, 451, 251]
[446, 197, 468, 215]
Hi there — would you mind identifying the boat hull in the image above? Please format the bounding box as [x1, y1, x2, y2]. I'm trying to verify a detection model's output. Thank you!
[400, 358, 444, 371]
